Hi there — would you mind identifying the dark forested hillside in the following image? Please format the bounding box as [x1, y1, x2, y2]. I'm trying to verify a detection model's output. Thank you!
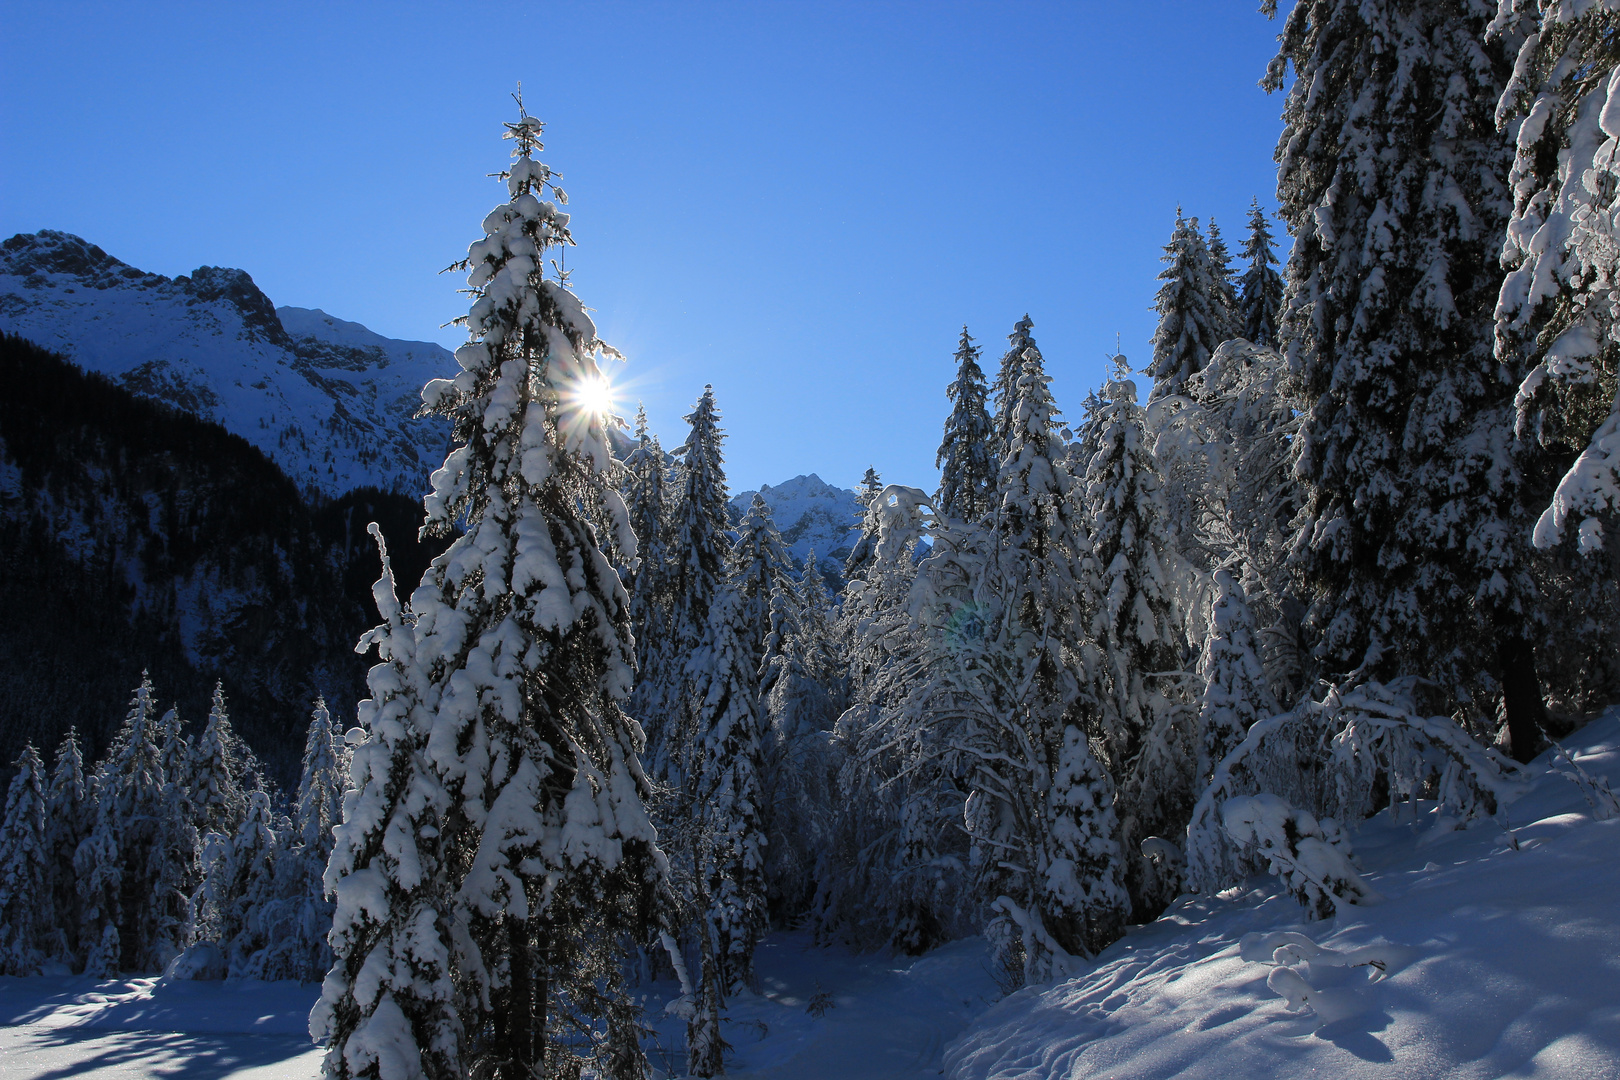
[0, 332, 448, 779]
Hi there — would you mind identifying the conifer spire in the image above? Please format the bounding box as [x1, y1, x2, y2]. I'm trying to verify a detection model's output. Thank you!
[1237, 199, 1284, 347]
[0, 744, 49, 975]
[1148, 210, 1226, 402]
[936, 325, 996, 523]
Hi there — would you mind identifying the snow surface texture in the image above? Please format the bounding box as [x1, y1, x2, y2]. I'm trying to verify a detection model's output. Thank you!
[0, 974, 321, 1079]
[0, 231, 453, 499]
[728, 473, 862, 572]
[945, 712, 1620, 1080]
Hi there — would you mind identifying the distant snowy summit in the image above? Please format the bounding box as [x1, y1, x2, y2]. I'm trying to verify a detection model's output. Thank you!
[0, 230, 452, 499]
[729, 473, 864, 573]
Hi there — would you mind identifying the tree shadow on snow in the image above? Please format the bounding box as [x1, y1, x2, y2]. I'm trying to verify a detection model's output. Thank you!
[1314, 1009, 1395, 1063]
[20, 1028, 317, 1080]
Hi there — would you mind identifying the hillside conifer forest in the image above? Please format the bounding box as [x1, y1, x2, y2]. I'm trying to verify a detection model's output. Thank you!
[3, 4, 1620, 1079]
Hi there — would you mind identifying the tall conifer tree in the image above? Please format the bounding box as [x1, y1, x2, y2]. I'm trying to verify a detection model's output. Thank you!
[318, 103, 665, 1080]
[1237, 199, 1285, 347]
[1083, 358, 1188, 918]
[921, 356, 1127, 980]
[1205, 216, 1240, 336]
[1148, 211, 1226, 403]
[730, 493, 798, 680]
[0, 745, 49, 975]
[936, 326, 996, 522]
[658, 386, 732, 785]
[43, 728, 89, 964]
[991, 316, 1042, 458]
[687, 579, 769, 993]
[1265, 0, 1547, 757]
[624, 404, 676, 752]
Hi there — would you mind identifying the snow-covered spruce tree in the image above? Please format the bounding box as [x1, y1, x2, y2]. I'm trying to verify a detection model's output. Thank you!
[624, 404, 677, 752]
[1197, 570, 1278, 782]
[1487, 3, 1620, 716]
[1205, 216, 1240, 337]
[936, 326, 997, 523]
[759, 545, 841, 921]
[233, 698, 346, 982]
[75, 674, 196, 975]
[1083, 357, 1189, 920]
[314, 526, 462, 1080]
[192, 683, 248, 841]
[1265, 0, 1548, 759]
[408, 105, 664, 1078]
[991, 315, 1042, 459]
[820, 488, 947, 950]
[843, 467, 886, 582]
[43, 728, 91, 964]
[1147, 210, 1228, 403]
[730, 492, 799, 680]
[297, 698, 347, 859]
[197, 788, 278, 975]
[1160, 338, 1306, 702]
[0, 745, 49, 975]
[921, 358, 1128, 981]
[1238, 199, 1285, 348]
[686, 578, 769, 994]
[1489, 0, 1620, 559]
[655, 385, 731, 786]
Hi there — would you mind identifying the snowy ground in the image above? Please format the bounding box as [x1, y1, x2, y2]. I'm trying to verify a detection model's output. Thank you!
[0, 936, 998, 1080]
[639, 934, 1000, 1079]
[3, 713, 1616, 1080]
[945, 712, 1620, 1080]
[0, 976, 320, 1079]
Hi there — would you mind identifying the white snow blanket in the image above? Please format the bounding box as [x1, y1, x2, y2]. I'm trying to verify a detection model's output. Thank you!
[945, 713, 1620, 1080]
[0, 975, 320, 1079]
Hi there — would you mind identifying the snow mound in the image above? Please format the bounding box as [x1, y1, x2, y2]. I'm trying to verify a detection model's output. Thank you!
[944, 713, 1620, 1080]
[0, 230, 453, 499]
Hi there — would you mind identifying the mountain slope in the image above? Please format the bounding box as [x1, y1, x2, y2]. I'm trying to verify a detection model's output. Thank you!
[730, 473, 863, 574]
[0, 333, 449, 778]
[0, 230, 451, 499]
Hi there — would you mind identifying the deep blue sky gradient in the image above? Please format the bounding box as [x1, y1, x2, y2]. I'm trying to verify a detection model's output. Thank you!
[1, 2, 1286, 492]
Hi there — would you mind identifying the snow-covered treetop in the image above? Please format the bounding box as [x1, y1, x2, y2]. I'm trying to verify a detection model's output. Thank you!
[1148, 209, 1226, 403]
[937, 325, 996, 523]
[993, 315, 1043, 453]
[1237, 199, 1284, 348]
[421, 94, 629, 557]
[866, 484, 934, 566]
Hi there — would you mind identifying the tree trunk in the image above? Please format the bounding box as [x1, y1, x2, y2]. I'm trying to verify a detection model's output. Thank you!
[499, 917, 535, 1080]
[1498, 634, 1547, 764]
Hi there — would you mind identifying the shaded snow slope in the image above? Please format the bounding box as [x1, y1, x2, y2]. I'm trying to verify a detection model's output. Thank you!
[729, 473, 863, 573]
[946, 713, 1620, 1080]
[0, 231, 452, 499]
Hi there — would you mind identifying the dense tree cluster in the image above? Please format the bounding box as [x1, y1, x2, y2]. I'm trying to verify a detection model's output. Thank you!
[0, 676, 344, 981]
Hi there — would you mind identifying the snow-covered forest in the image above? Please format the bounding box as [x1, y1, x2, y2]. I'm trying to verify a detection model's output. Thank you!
[7, 2, 1620, 1078]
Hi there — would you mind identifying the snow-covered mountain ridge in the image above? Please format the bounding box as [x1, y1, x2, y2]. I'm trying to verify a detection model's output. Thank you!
[0, 230, 453, 499]
[729, 472, 864, 571]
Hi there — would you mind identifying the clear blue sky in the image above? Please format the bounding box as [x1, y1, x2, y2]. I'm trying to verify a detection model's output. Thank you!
[1, 2, 1284, 493]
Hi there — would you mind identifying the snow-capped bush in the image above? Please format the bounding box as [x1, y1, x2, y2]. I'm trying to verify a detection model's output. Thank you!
[1220, 793, 1374, 919]
[1187, 679, 1531, 895]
